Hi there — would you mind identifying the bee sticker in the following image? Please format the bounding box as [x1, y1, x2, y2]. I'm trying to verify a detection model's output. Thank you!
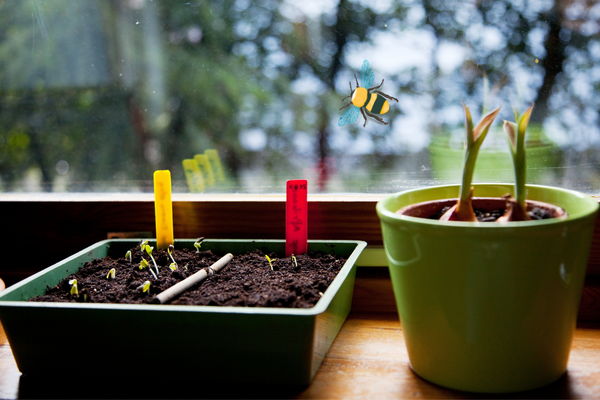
[338, 60, 398, 127]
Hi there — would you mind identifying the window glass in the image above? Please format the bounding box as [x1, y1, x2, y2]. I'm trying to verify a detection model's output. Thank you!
[1, 0, 599, 194]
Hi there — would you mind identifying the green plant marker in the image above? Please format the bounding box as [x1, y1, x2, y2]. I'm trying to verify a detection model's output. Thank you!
[265, 255, 274, 271]
[194, 154, 215, 187]
[205, 149, 225, 183]
[440, 103, 501, 222]
[182, 158, 205, 193]
[106, 268, 116, 279]
[500, 103, 534, 221]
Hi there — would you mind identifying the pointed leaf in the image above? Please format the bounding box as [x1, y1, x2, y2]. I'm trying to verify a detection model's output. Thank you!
[462, 102, 474, 146]
[503, 120, 517, 149]
[517, 103, 534, 137]
[473, 106, 501, 143]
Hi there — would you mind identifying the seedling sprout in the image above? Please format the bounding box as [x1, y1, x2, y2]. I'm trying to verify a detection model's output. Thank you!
[440, 103, 501, 222]
[291, 254, 298, 268]
[69, 279, 78, 297]
[138, 280, 151, 294]
[167, 244, 177, 268]
[139, 258, 158, 280]
[265, 255, 274, 271]
[169, 263, 178, 271]
[143, 244, 160, 276]
[194, 237, 204, 253]
[499, 104, 534, 222]
[106, 268, 116, 279]
[125, 250, 132, 262]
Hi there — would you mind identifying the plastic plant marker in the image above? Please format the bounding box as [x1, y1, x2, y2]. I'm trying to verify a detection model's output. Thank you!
[205, 149, 225, 182]
[182, 159, 205, 193]
[154, 170, 174, 250]
[194, 154, 215, 187]
[286, 180, 308, 257]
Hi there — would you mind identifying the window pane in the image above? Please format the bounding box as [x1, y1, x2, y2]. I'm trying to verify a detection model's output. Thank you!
[1, 0, 599, 194]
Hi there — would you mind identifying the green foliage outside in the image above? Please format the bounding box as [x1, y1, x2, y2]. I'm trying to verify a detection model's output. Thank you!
[0, 0, 599, 193]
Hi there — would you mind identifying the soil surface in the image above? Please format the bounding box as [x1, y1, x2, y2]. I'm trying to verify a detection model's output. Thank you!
[30, 246, 347, 308]
[429, 206, 555, 222]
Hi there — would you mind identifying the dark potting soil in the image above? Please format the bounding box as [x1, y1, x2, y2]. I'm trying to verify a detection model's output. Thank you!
[29, 246, 347, 308]
[429, 206, 555, 222]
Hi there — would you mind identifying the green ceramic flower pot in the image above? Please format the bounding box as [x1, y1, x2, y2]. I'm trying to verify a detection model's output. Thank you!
[376, 184, 598, 393]
[0, 239, 366, 385]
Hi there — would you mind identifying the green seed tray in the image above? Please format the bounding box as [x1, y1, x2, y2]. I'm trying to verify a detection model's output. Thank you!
[0, 239, 366, 385]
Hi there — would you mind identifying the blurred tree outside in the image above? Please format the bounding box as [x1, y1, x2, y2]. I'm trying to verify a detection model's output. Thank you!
[0, 0, 599, 193]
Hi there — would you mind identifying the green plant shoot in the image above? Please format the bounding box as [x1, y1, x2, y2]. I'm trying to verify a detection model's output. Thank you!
[106, 268, 116, 279]
[265, 255, 274, 271]
[440, 103, 501, 222]
[143, 244, 159, 276]
[168, 244, 177, 267]
[169, 263, 177, 271]
[291, 254, 298, 268]
[194, 237, 204, 253]
[125, 250, 132, 262]
[69, 279, 78, 297]
[502, 103, 534, 220]
[139, 280, 151, 293]
[140, 240, 149, 250]
[139, 258, 158, 280]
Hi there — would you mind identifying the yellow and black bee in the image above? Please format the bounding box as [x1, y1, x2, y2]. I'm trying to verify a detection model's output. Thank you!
[338, 60, 398, 127]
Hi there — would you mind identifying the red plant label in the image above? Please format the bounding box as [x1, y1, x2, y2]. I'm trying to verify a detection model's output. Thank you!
[286, 179, 308, 257]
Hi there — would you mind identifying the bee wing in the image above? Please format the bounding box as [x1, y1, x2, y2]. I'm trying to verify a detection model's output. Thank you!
[361, 60, 375, 89]
[338, 105, 360, 126]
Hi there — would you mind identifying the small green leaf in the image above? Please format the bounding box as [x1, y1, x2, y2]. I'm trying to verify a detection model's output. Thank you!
[168, 244, 177, 266]
[194, 237, 204, 253]
[139, 259, 149, 270]
[144, 245, 154, 256]
[125, 250, 132, 262]
[265, 255, 274, 271]
[69, 279, 78, 297]
[139, 281, 151, 293]
[169, 263, 177, 271]
[106, 268, 116, 279]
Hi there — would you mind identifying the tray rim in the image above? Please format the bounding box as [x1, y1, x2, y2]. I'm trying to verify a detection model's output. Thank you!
[0, 238, 367, 317]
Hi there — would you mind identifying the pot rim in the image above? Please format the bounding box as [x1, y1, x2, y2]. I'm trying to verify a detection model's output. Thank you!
[377, 183, 599, 228]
